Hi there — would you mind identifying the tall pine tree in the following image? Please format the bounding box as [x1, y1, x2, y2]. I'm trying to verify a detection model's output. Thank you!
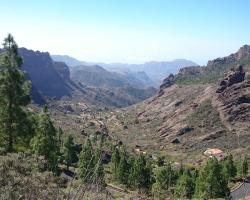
[93, 139, 105, 185]
[222, 154, 237, 181]
[194, 157, 230, 199]
[130, 154, 152, 191]
[111, 146, 120, 180]
[0, 34, 32, 152]
[63, 135, 78, 170]
[238, 156, 248, 178]
[152, 162, 175, 198]
[174, 169, 195, 199]
[117, 148, 129, 185]
[31, 106, 59, 172]
[78, 139, 95, 183]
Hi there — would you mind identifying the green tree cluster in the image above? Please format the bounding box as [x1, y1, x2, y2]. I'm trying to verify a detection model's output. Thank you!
[31, 106, 60, 172]
[78, 138, 105, 185]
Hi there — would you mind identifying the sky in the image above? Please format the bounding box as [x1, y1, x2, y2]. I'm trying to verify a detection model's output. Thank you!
[0, 0, 250, 65]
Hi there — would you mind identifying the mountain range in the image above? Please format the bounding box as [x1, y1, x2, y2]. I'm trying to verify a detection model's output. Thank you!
[51, 55, 198, 84]
[12, 48, 156, 107]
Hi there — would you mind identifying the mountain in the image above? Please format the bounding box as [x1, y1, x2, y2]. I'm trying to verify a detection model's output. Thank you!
[51, 55, 86, 66]
[51, 55, 198, 84]
[18, 48, 72, 101]
[5, 49, 155, 107]
[103, 45, 250, 162]
[100, 59, 198, 84]
[68, 64, 157, 107]
[70, 65, 154, 88]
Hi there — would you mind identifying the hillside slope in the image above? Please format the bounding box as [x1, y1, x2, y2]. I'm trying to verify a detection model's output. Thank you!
[104, 46, 250, 162]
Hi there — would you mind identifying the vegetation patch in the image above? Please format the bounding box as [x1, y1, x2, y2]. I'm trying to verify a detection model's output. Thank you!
[186, 99, 224, 131]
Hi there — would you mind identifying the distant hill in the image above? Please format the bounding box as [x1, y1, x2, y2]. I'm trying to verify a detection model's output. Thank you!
[99, 59, 198, 84]
[51, 55, 86, 66]
[70, 65, 154, 88]
[52, 55, 198, 84]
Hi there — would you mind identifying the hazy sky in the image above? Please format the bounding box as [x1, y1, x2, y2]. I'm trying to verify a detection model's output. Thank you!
[0, 0, 249, 65]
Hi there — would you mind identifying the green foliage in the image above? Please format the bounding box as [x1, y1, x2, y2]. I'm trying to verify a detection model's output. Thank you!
[93, 139, 105, 185]
[127, 155, 135, 186]
[58, 127, 63, 148]
[117, 149, 129, 185]
[156, 155, 165, 167]
[194, 157, 230, 199]
[152, 162, 175, 198]
[237, 156, 248, 178]
[129, 154, 153, 191]
[78, 139, 94, 183]
[31, 107, 59, 173]
[111, 146, 120, 180]
[222, 154, 237, 181]
[0, 34, 33, 152]
[78, 138, 105, 185]
[186, 99, 223, 130]
[174, 170, 195, 199]
[63, 135, 78, 170]
[175, 54, 250, 85]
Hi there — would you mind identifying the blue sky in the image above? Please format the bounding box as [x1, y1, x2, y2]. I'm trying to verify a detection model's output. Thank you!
[0, 0, 249, 64]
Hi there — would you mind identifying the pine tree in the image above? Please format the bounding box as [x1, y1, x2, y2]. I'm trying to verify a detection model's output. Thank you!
[63, 135, 78, 170]
[238, 156, 248, 178]
[58, 127, 64, 148]
[127, 155, 136, 187]
[152, 162, 175, 197]
[78, 139, 95, 183]
[0, 34, 32, 152]
[31, 106, 59, 172]
[174, 169, 195, 199]
[222, 154, 237, 181]
[131, 154, 152, 191]
[194, 157, 230, 199]
[117, 149, 129, 184]
[111, 146, 120, 180]
[93, 138, 105, 185]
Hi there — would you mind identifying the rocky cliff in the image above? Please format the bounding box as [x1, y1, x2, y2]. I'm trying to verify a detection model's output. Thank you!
[19, 48, 72, 100]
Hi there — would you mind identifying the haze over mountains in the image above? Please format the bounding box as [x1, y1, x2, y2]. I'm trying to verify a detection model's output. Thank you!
[51, 55, 198, 84]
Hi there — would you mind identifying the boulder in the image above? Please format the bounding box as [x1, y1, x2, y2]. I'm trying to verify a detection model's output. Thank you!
[171, 138, 180, 144]
[177, 126, 194, 136]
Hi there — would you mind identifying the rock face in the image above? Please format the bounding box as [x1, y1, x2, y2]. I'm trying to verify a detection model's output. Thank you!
[19, 48, 72, 99]
[160, 73, 175, 90]
[216, 65, 250, 128]
[53, 62, 70, 81]
[207, 45, 250, 66]
[216, 65, 245, 93]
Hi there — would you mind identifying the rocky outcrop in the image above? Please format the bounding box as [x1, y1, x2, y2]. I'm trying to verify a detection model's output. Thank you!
[207, 45, 250, 66]
[216, 65, 250, 126]
[216, 65, 245, 93]
[160, 73, 175, 90]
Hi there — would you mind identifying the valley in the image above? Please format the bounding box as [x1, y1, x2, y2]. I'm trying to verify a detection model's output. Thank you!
[0, 36, 249, 199]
